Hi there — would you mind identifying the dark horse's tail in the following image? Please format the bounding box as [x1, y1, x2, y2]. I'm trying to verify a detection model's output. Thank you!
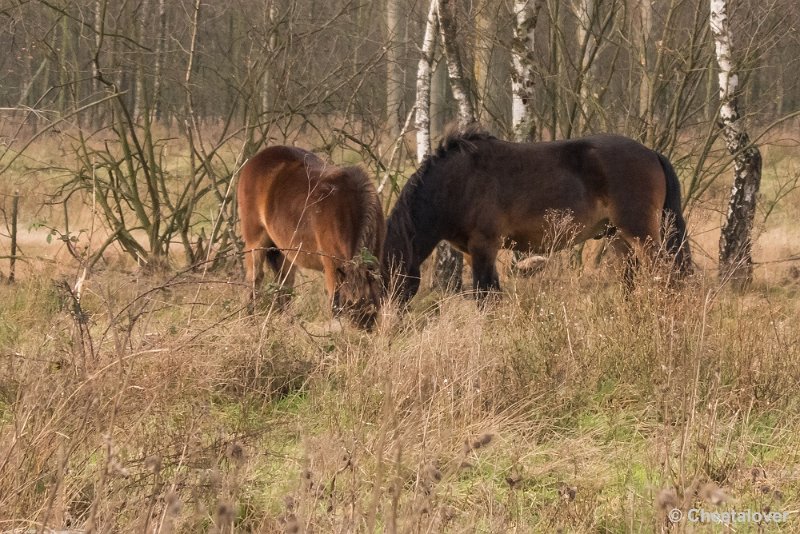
[657, 153, 692, 274]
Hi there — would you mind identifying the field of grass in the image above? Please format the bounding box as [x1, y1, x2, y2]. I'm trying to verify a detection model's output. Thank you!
[1, 133, 800, 533]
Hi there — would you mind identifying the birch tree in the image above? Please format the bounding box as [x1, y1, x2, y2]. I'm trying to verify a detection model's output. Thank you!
[511, 0, 545, 142]
[711, 0, 762, 285]
[415, 0, 439, 163]
[152, 0, 167, 122]
[431, 0, 476, 291]
[133, 0, 150, 120]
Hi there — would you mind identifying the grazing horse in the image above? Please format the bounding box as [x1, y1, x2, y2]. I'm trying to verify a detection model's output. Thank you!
[383, 126, 692, 303]
[238, 146, 385, 328]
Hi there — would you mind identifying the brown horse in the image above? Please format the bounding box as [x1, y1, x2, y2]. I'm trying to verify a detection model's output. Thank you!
[383, 126, 692, 303]
[238, 146, 385, 328]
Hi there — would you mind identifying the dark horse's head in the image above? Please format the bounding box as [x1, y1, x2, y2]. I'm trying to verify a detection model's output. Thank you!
[382, 125, 496, 305]
[381, 202, 422, 306]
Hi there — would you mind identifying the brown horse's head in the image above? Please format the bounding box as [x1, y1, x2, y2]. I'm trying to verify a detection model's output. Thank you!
[333, 251, 383, 329]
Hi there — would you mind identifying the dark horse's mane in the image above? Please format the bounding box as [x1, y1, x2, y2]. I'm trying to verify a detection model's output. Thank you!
[416, 124, 496, 185]
[384, 125, 496, 269]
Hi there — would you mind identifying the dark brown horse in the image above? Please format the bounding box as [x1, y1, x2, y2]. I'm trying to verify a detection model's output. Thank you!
[238, 146, 385, 328]
[383, 126, 692, 303]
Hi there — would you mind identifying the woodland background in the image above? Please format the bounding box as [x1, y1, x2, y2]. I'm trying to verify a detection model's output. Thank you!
[1, 1, 800, 532]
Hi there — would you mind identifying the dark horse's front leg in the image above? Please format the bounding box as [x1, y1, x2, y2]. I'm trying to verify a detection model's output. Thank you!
[469, 247, 501, 300]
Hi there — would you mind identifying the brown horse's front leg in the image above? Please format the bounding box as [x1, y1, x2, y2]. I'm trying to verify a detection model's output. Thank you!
[321, 257, 341, 316]
[243, 242, 267, 313]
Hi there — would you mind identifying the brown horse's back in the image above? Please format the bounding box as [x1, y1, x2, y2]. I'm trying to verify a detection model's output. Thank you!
[238, 145, 385, 328]
[238, 146, 375, 269]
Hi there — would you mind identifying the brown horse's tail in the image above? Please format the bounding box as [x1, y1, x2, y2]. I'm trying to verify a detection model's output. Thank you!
[657, 152, 693, 274]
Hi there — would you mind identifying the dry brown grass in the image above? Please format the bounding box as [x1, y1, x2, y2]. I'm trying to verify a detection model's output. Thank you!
[2, 130, 800, 532]
[1, 242, 799, 532]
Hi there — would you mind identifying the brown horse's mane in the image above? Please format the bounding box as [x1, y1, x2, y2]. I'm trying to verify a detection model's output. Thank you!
[323, 164, 383, 260]
[384, 124, 496, 270]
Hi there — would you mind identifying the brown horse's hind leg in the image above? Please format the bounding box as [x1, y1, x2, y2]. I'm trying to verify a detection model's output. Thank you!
[244, 240, 268, 291]
[265, 248, 297, 308]
[243, 233, 296, 312]
[242, 235, 269, 313]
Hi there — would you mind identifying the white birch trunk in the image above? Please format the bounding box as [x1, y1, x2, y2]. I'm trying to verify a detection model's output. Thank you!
[711, 0, 762, 285]
[511, 0, 545, 142]
[92, 0, 105, 127]
[415, 0, 439, 163]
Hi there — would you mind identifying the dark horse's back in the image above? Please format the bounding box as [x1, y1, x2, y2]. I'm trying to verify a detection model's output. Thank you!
[417, 133, 684, 253]
[383, 127, 691, 301]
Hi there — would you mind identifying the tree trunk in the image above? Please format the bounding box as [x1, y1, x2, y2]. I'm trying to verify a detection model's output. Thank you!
[636, 0, 653, 119]
[262, 2, 278, 116]
[133, 0, 150, 120]
[711, 0, 762, 286]
[437, 0, 475, 125]
[573, 0, 595, 134]
[92, 0, 109, 127]
[386, 0, 403, 139]
[511, 0, 545, 142]
[415, 0, 439, 164]
[433, 0, 478, 291]
[472, 0, 495, 124]
[548, 0, 561, 139]
[430, 58, 447, 141]
[152, 0, 167, 123]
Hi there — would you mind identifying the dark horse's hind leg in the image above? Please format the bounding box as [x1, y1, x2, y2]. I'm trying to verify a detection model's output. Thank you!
[609, 238, 638, 292]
